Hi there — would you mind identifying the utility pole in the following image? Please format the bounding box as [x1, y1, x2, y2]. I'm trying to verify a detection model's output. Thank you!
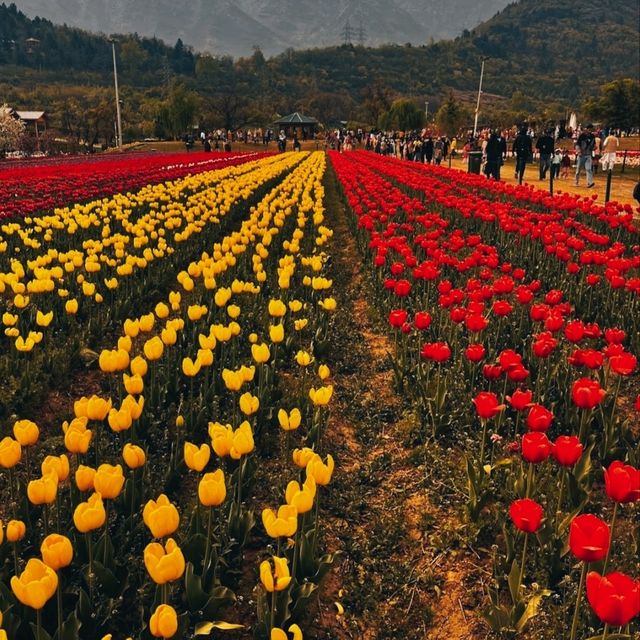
[472, 57, 487, 138]
[110, 38, 123, 149]
[356, 19, 367, 46]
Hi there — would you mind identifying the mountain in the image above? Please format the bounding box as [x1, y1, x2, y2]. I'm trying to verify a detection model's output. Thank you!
[9, 0, 511, 57]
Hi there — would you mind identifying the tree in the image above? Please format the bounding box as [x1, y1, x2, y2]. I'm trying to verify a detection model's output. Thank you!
[164, 84, 200, 138]
[379, 98, 425, 131]
[435, 92, 470, 136]
[0, 105, 25, 156]
[583, 78, 640, 130]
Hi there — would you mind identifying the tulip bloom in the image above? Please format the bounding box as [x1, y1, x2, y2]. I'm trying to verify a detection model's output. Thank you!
[292, 447, 316, 468]
[73, 493, 106, 533]
[144, 538, 185, 584]
[123, 443, 146, 469]
[260, 556, 291, 592]
[271, 625, 303, 640]
[93, 464, 125, 500]
[6, 519, 26, 542]
[149, 604, 178, 638]
[521, 432, 552, 463]
[569, 514, 610, 562]
[586, 571, 640, 627]
[278, 408, 302, 431]
[11, 558, 58, 609]
[285, 476, 316, 514]
[552, 436, 583, 467]
[143, 495, 180, 538]
[262, 505, 298, 538]
[509, 499, 544, 533]
[75, 465, 96, 492]
[13, 419, 39, 446]
[603, 461, 640, 504]
[251, 343, 270, 364]
[40, 534, 73, 570]
[27, 472, 58, 505]
[184, 442, 211, 472]
[239, 392, 260, 416]
[388, 309, 408, 328]
[0, 437, 22, 468]
[308, 385, 334, 406]
[198, 470, 227, 507]
[571, 378, 606, 410]
[526, 404, 553, 432]
[306, 454, 335, 486]
[472, 392, 505, 420]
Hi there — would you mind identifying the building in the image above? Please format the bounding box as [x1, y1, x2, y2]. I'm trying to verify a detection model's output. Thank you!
[273, 112, 318, 140]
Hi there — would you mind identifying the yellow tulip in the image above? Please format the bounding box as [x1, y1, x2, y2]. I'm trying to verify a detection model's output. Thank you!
[35, 310, 53, 327]
[143, 494, 179, 538]
[182, 357, 201, 377]
[0, 436, 22, 469]
[149, 604, 178, 638]
[11, 558, 58, 609]
[227, 304, 241, 319]
[13, 293, 29, 309]
[260, 556, 291, 592]
[262, 505, 298, 538]
[13, 419, 39, 446]
[183, 442, 210, 472]
[197, 348, 214, 367]
[239, 392, 259, 416]
[221, 368, 243, 392]
[318, 364, 330, 380]
[198, 333, 216, 350]
[73, 492, 106, 532]
[85, 395, 112, 421]
[63, 417, 92, 454]
[40, 534, 73, 570]
[268, 299, 287, 318]
[130, 356, 148, 377]
[292, 447, 316, 469]
[198, 469, 226, 507]
[269, 323, 285, 343]
[41, 455, 70, 482]
[75, 465, 96, 492]
[2, 312, 18, 326]
[251, 342, 270, 364]
[6, 519, 26, 542]
[65, 298, 78, 314]
[154, 302, 170, 319]
[143, 336, 164, 361]
[144, 538, 185, 584]
[277, 408, 301, 432]
[138, 313, 155, 333]
[94, 464, 125, 499]
[123, 373, 144, 395]
[295, 350, 313, 366]
[123, 318, 140, 338]
[306, 454, 335, 486]
[123, 443, 146, 469]
[285, 476, 316, 514]
[288, 300, 303, 312]
[318, 297, 337, 311]
[121, 394, 144, 420]
[27, 472, 58, 505]
[108, 408, 133, 433]
[308, 385, 334, 407]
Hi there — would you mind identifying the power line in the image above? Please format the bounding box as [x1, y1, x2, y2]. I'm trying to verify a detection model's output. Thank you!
[341, 20, 353, 46]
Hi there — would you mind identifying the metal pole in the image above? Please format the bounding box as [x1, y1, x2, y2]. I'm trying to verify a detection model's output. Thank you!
[111, 40, 123, 149]
[605, 169, 612, 202]
[549, 162, 554, 195]
[472, 58, 485, 138]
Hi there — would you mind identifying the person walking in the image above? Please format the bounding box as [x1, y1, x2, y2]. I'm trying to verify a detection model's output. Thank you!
[600, 129, 619, 172]
[484, 130, 504, 180]
[513, 126, 533, 183]
[535, 129, 555, 180]
[575, 124, 596, 187]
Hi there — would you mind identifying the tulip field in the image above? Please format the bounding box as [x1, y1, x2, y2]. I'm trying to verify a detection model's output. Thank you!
[0, 149, 638, 640]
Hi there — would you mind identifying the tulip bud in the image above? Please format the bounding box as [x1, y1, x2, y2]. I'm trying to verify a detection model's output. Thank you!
[149, 604, 178, 638]
[123, 444, 146, 469]
[6, 519, 26, 542]
[41, 534, 73, 570]
[198, 469, 226, 507]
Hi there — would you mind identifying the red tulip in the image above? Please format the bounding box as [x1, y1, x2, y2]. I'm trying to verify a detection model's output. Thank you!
[604, 461, 640, 504]
[609, 352, 637, 376]
[414, 311, 432, 330]
[552, 435, 583, 467]
[420, 342, 451, 363]
[526, 404, 553, 432]
[521, 432, 552, 463]
[571, 378, 606, 409]
[507, 389, 533, 412]
[388, 309, 408, 328]
[473, 392, 505, 420]
[464, 344, 485, 363]
[569, 514, 610, 562]
[586, 571, 640, 626]
[604, 328, 626, 344]
[393, 279, 411, 297]
[509, 498, 543, 533]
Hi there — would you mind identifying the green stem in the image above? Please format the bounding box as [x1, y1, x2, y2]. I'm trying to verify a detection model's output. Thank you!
[518, 533, 529, 600]
[57, 583, 63, 640]
[103, 502, 109, 565]
[602, 502, 618, 575]
[86, 532, 94, 601]
[8, 467, 16, 518]
[43, 503, 50, 537]
[311, 488, 321, 558]
[12, 542, 19, 576]
[526, 462, 534, 499]
[203, 506, 213, 576]
[36, 608, 42, 640]
[602, 623, 609, 640]
[570, 562, 588, 640]
[479, 419, 488, 465]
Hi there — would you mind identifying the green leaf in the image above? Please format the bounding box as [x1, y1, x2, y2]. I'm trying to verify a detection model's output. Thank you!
[185, 562, 208, 611]
[30, 623, 53, 640]
[508, 558, 522, 606]
[92, 560, 121, 598]
[481, 604, 513, 632]
[514, 590, 552, 632]
[573, 440, 595, 485]
[582, 635, 632, 640]
[202, 586, 236, 619]
[55, 611, 81, 640]
[195, 621, 245, 634]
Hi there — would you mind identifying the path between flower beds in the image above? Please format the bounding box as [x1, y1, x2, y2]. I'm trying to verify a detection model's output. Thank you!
[315, 166, 489, 640]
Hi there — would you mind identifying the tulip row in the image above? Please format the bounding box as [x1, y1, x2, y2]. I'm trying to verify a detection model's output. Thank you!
[348, 151, 639, 344]
[329, 150, 639, 638]
[0, 152, 307, 418]
[0, 151, 338, 639]
[0, 151, 271, 219]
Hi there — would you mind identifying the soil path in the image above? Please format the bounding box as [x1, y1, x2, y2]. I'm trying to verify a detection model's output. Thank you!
[311, 166, 490, 640]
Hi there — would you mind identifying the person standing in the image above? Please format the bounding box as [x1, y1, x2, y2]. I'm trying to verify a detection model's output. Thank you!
[575, 124, 596, 187]
[535, 129, 555, 180]
[484, 130, 504, 180]
[513, 126, 533, 183]
[600, 129, 619, 172]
